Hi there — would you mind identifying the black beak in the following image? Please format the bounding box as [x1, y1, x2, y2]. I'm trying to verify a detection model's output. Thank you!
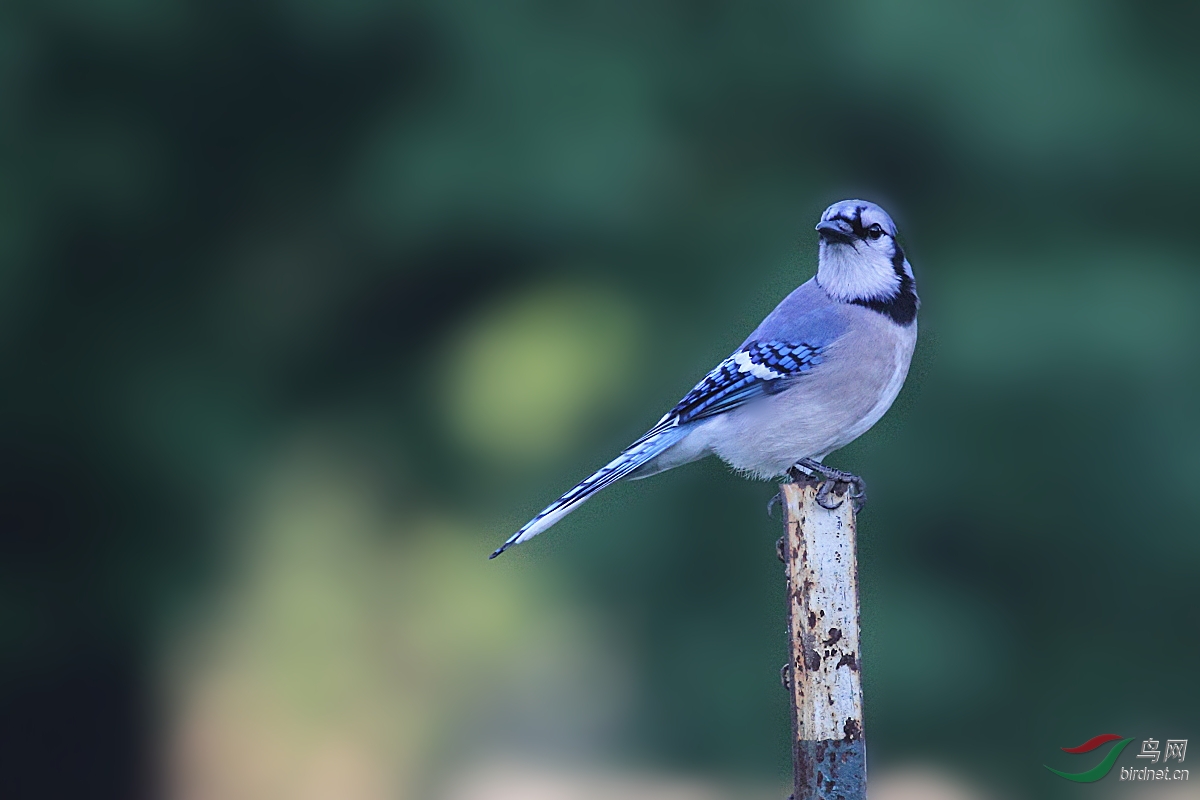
[816, 219, 855, 244]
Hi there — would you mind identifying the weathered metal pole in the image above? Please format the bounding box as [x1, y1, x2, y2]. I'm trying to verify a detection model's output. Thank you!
[780, 479, 866, 800]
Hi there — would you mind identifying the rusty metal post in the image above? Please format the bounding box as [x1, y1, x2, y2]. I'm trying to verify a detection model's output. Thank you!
[780, 479, 866, 800]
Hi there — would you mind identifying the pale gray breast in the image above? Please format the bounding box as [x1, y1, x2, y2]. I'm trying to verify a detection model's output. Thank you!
[814, 305, 917, 450]
[701, 304, 916, 477]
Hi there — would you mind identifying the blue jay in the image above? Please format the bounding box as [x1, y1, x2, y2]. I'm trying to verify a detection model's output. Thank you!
[491, 200, 918, 558]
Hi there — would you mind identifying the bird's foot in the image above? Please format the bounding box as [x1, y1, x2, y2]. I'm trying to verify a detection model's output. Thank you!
[785, 464, 817, 485]
[795, 458, 866, 512]
[776, 535, 786, 563]
[767, 492, 781, 518]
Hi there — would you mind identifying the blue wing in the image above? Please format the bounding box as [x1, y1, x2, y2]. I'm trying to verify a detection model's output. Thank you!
[662, 339, 826, 426]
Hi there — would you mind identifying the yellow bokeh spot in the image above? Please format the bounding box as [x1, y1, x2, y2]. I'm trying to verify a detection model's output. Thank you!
[443, 281, 641, 462]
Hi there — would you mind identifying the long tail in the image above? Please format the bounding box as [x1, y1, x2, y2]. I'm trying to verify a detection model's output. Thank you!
[490, 426, 689, 558]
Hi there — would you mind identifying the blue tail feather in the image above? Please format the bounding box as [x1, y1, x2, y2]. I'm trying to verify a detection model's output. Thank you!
[490, 425, 689, 558]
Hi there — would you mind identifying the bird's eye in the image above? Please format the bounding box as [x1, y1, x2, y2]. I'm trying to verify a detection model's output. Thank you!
[866, 224, 885, 240]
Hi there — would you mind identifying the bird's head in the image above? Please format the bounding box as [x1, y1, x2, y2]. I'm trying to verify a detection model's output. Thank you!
[814, 200, 916, 311]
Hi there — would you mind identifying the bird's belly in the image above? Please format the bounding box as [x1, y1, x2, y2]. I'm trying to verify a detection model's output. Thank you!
[699, 323, 915, 478]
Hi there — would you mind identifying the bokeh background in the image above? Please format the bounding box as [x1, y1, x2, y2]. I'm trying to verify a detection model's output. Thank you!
[2, 2, 1199, 799]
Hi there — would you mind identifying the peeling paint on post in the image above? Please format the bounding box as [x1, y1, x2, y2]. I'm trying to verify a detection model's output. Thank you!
[780, 479, 866, 800]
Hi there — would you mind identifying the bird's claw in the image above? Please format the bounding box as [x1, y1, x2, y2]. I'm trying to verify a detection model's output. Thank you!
[814, 478, 867, 511]
[767, 492, 781, 518]
[815, 479, 845, 510]
[847, 478, 867, 512]
[776, 536, 786, 563]
[796, 458, 867, 512]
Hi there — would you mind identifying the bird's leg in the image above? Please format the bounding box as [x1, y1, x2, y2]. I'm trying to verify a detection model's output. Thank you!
[786, 463, 818, 485]
[795, 457, 867, 511]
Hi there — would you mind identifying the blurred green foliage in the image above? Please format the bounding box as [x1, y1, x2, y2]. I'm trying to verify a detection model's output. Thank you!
[2, 1, 1199, 798]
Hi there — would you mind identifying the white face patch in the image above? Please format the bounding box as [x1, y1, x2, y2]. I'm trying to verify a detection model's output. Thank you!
[816, 240, 901, 303]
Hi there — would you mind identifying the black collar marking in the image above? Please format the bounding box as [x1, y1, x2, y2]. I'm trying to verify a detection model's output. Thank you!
[848, 240, 919, 326]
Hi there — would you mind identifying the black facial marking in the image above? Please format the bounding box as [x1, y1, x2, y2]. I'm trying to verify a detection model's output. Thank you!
[891, 240, 906, 276]
[829, 206, 879, 241]
[831, 214, 866, 238]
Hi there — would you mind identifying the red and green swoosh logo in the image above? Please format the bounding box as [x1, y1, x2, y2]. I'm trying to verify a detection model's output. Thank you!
[1045, 734, 1135, 782]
